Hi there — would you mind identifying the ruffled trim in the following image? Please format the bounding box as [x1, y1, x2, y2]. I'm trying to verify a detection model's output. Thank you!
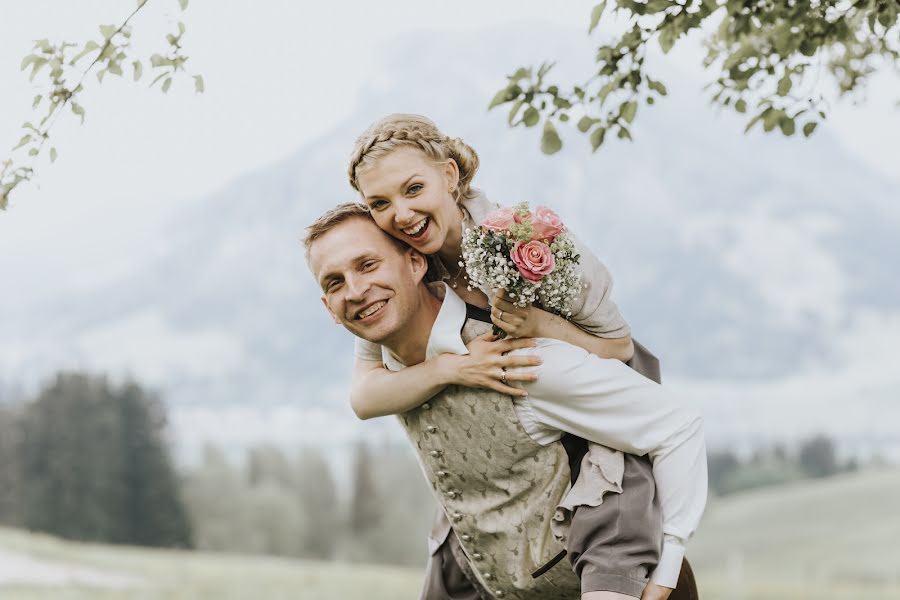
[550, 444, 624, 543]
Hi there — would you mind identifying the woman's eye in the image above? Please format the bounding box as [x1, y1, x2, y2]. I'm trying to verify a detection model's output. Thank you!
[370, 200, 388, 210]
[408, 183, 422, 194]
[362, 261, 377, 271]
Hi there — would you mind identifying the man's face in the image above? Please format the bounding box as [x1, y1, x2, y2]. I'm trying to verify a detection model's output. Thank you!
[309, 217, 427, 345]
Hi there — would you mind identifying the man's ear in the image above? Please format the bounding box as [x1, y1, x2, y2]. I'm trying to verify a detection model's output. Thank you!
[408, 248, 429, 284]
[320, 295, 341, 325]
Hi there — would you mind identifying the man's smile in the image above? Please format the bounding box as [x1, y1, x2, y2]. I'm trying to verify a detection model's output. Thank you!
[355, 299, 388, 321]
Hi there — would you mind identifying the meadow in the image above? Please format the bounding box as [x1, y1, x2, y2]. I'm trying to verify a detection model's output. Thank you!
[1, 468, 898, 599]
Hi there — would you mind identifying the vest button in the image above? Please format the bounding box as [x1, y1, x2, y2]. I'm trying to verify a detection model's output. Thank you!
[429, 450, 443, 458]
[436, 471, 449, 478]
[422, 403, 431, 410]
[483, 572, 493, 581]
[446, 490, 459, 499]
[472, 553, 483, 561]
[451, 512, 464, 522]
[460, 534, 472, 542]
[495, 591, 505, 597]
[426, 426, 437, 433]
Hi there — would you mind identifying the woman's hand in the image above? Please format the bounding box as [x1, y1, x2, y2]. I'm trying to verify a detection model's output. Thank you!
[440, 333, 542, 397]
[490, 289, 550, 338]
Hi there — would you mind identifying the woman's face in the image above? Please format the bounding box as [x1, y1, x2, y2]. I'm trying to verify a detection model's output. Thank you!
[357, 146, 461, 256]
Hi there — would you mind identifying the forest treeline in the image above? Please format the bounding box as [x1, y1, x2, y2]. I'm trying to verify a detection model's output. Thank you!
[0, 371, 866, 565]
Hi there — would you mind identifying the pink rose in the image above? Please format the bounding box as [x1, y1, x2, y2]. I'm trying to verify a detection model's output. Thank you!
[510, 240, 556, 283]
[481, 206, 519, 233]
[531, 206, 564, 241]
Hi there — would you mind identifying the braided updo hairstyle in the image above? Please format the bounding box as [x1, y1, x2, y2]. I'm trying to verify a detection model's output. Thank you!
[348, 114, 480, 202]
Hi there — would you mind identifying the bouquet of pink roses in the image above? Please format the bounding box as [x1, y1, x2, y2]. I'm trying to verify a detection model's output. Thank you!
[462, 202, 583, 335]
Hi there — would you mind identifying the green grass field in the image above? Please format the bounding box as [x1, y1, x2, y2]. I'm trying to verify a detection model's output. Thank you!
[1, 468, 898, 599]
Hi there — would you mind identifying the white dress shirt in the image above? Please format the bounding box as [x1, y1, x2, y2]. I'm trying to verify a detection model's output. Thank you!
[382, 283, 708, 588]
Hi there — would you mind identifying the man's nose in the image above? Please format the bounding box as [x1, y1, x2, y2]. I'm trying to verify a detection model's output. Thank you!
[345, 274, 370, 301]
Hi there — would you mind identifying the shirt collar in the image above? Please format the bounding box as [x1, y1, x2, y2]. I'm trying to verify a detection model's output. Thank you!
[382, 282, 470, 371]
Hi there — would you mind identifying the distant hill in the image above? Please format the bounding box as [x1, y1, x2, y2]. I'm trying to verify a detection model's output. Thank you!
[1, 468, 898, 599]
[688, 467, 900, 598]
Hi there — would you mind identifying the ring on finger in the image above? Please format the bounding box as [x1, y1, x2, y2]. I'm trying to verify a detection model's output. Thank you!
[500, 367, 508, 385]
[498, 310, 504, 321]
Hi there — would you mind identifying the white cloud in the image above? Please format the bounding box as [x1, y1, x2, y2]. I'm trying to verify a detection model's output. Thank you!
[75, 310, 245, 383]
[680, 205, 846, 326]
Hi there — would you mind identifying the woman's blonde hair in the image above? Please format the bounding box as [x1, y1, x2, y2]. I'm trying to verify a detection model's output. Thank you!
[348, 114, 480, 202]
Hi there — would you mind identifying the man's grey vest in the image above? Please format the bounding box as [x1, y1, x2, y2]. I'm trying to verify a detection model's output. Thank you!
[399, 316, 582, 599]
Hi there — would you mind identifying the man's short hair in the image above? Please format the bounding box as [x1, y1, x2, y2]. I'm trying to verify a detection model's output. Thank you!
[302, 202, 408, 261]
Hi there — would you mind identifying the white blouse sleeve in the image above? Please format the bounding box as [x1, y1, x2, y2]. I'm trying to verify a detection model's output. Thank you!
[513, 340, 708, 588]
[566, 230, 631, 338]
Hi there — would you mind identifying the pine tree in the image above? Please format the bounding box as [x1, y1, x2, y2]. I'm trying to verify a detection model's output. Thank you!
[348, 440, 381, 535]
[295, 446, 339, 559]
[20, 372, 192, 548]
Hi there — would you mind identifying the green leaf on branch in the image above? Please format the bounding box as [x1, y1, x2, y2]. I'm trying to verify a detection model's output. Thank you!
[70, 41, 100, 65]
[193, 74, 204, 93]
[659, 27, 678, 54]
[541, 120, 563, 155]
[620, 100, 637, 123]
[779, 116, 796, 136]
[13, 135, 33, 150]
[577, 116, 597, 133]
[150, 54, 173, 68]
[735, 99, 747, 113]
[617, 126, 633, 141]
[32, 95, 42, 109]
[589, 1, 607, 34]
[762, 108, 780, 132]
[523, 106, 540, 127]
[507, 99, 524, 124]
[589, 126, 606, 152]
[179, 0, 189, 9]
[99, 24, 118, 40]
[162, 77, 173, 93]
[20, 54, 40, 71]
[50, 147, 58, 163]
[150, 71, 168, 87]
[34, 39, 53, 54]
[647, 78, 667, 96]
[133, 60, 143, 81]
[511, 67, 531, 81]
[489, 85, 518, 109]
[28, 148, 39, 157]
[71, 103, 86, 124]
[744, 112, 763, 133]
[777, 74, 792, 96]
[802, 122, 818, 137]
[597, 76, 621, 105]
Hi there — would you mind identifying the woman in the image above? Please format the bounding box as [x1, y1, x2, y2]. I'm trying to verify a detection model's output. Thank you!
[346, 113, 635, 420]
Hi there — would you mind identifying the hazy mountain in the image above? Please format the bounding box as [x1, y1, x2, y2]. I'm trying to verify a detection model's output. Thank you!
[2, 26, 897, 422]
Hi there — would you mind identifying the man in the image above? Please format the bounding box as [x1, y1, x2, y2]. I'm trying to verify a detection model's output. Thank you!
[305, 204, 707, 600]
